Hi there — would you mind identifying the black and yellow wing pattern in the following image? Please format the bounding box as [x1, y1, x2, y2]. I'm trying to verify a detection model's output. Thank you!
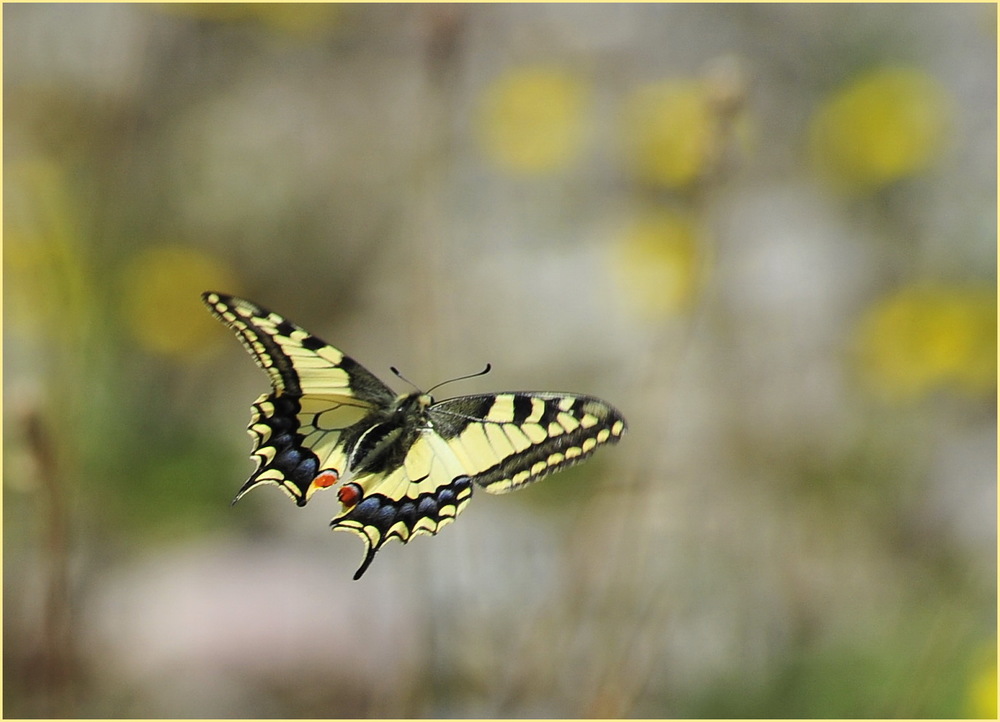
[203, 292, 627, 579]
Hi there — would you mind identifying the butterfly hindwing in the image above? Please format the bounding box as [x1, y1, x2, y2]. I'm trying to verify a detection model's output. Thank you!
[204, 292, 628, 579]
[240, 391, 372, 505]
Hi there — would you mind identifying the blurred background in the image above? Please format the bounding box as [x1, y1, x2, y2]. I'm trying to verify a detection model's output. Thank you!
[3, 3, 996, 718]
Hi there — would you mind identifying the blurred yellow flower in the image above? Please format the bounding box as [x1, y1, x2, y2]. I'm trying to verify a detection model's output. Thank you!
[810, 67, 950, 191]
[614, 208, 703, 317]
[121, 245, 238, 357]
[478, 66, 589, 174]
[967, 654, 997, 719]
[855, 284, 996, 401]
[621, 80, 715, 188]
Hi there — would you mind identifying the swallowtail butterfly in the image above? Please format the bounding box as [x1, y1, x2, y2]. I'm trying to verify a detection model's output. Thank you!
[203, 292, 627, 579]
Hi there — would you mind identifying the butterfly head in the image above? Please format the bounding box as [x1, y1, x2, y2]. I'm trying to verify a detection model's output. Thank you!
[393, 392, 435, 424]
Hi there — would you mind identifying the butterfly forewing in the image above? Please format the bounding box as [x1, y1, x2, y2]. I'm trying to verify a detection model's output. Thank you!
[203, 292, 394, 401]
[429, 393, 627, 493]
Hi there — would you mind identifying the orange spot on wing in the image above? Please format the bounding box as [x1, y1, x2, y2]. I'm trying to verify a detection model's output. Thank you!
[337, 482, 362, 508]
[308, 470, 340, 498]
[313, 470, 339, 488]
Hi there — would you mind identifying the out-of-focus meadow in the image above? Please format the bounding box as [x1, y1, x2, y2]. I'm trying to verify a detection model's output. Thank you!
[3, 4, 996, 718]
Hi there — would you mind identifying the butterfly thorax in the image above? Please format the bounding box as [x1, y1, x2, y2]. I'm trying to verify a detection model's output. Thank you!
[345, 392, 434, 475]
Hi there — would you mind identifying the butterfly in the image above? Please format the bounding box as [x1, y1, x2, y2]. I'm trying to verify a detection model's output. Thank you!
[203, 292, 627, 579]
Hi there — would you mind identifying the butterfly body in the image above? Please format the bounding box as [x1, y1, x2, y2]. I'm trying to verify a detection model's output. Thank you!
[203, 292, 627, 579]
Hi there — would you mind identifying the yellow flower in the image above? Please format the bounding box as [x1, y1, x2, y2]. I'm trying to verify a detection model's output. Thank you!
[478, 66, 589, 174]
[810, 67, 950, 191]
[621, 80, 716, 188]
[121, 245, 239, 357]
[855, 284, 996, 401]
[614, 207, 704, 318]
[967, 653, 997, 719]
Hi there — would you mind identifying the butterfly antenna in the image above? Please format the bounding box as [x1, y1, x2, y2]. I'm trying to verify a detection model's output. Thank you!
[390, 366, 421, 391]
[426, 363, 492, 395]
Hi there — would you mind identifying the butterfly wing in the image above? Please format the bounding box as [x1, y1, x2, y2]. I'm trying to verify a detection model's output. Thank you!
[203, 292, 397, 505]
[329, 392, 627, 578]
[330, 429, 476, 579]
[430, 392, 627, 492]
